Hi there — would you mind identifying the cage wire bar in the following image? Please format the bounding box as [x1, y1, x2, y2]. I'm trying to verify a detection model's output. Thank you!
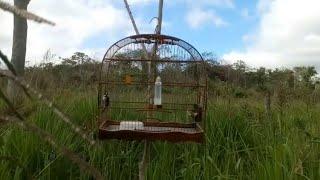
[98, 34, 207, 143]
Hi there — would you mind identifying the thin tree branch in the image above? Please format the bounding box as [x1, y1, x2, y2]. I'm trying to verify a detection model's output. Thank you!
[123, 0, 148, 57]
[0, 50, 96, 146]
[0, 49, 17, 76]
[0, 0, 55, 26]
[0, 70, 96, 146]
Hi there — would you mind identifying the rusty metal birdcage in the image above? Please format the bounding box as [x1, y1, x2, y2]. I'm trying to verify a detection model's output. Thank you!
[98, 34, 207, 143]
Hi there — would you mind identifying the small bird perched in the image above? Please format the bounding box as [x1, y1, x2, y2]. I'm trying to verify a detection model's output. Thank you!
[102, 92, 110, 109]
[188, 104, 202, 122]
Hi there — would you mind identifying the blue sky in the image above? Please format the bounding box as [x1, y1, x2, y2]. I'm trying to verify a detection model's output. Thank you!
[84, 0, 260, 57]
[1, 0, 320, 69]
[158, 0, 259, 55]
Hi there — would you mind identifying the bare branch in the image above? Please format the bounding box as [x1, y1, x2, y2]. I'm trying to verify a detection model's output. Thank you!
[123, 0, 140, 35]
[0, 49, 103, 179]
[0, 70, 96, 146]
[123, 0, 148, 56]
[0, 50, 96, 146]
[0, 1, 55, 26]
[0, 50, 17, 75]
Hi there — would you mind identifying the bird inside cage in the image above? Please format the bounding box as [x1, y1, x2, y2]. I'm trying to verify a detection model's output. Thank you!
[102, 92, 109, 110]
[188, 104, 202, 122]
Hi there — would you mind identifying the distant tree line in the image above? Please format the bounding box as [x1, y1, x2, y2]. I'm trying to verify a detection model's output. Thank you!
[16, 50, 319, 103]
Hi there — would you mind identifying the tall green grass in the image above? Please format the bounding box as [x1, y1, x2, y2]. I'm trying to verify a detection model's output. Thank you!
[0, 90, 319, 179]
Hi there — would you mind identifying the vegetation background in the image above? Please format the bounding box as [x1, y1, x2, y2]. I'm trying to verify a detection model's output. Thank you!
[1, 0, 320, 179]
[1, 50, 320, 179]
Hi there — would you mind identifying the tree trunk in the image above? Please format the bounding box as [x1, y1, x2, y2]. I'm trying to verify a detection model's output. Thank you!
[7, 0, 30, 103]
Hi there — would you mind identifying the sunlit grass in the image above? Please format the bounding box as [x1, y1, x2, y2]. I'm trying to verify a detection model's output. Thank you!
[0, 89, 320, 179]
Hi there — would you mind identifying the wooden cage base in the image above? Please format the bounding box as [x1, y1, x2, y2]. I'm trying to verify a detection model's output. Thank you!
[98, 120, 204, 143]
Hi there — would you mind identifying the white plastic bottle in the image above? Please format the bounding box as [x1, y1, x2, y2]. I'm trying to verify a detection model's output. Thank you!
[154, 76, 162, 106]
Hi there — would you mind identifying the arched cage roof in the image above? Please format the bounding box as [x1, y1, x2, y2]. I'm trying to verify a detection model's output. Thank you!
[102, 34, 203, 62]
[98, 34, 207, 143]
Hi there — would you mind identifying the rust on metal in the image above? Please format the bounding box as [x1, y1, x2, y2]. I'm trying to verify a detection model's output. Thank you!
[104, 58, 203, 63]
[99, 120, 204, 143]
[124, 75, 133, 85]
[98, 34, 207, 143]
[99, 81, 206, 88]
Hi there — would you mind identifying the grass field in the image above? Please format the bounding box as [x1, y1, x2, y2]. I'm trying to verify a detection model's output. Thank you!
[0, 88, 320, 179]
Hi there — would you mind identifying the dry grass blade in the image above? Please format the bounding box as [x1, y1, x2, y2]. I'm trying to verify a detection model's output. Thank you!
[0, 87, 104, 180]
[0, 0, 55, 26]
[0, 70, 96, 146]
[0, 115, 104, 180]
[0, 88, 24, 120]
[0, 50, 17, 76]
[0, 50, 96, 145]
[0, 155, 33, 179]
[0, 79, 102, 179]
[0, 50, 32, 98]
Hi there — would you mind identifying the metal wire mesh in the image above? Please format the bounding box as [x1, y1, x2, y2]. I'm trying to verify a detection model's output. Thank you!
[98, 34, 207, 134]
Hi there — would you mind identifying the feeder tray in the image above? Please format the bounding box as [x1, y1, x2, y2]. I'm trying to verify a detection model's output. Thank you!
[98, 34, 207, 143]
[99, 120, 204, 143]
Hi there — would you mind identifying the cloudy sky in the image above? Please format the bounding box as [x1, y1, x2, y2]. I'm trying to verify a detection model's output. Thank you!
[1, 0, 320, 69]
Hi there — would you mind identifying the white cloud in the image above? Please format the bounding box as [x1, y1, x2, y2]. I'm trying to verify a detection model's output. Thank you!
[223, 0, 320, 70]
[257, 0, 273, 13]
[183, 0, 232, 29]
[0, 0, 158, 65]
[185, 0, 235, 9]
[128, 0, 155, 4]
[186, 8, 228, 29]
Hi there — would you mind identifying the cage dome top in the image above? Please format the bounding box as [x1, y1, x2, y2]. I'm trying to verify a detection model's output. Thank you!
[102, 34, 203, 61]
